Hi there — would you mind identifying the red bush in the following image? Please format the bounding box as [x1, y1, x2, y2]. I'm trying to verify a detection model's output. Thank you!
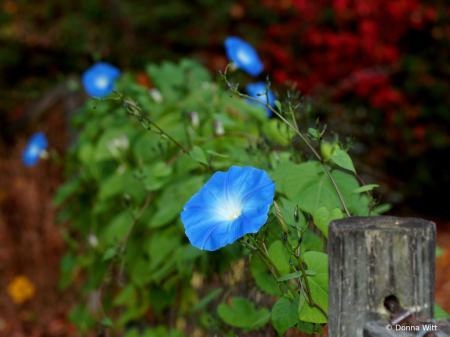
[260, 0, 442, 121]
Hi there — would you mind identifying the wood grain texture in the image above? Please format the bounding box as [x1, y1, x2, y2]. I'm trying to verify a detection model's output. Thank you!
[328, 216, 436, 337]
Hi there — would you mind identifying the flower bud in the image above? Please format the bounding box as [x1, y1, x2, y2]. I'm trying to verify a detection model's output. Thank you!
[273, 201, 289, 235]
[189, 111, 199, 128]
[149, 88, 163, 103]
[214, 121, 225, 135]
[294, 204, 299, 223]
[88, 232, 99, 248]
[320, 141, 341, 162]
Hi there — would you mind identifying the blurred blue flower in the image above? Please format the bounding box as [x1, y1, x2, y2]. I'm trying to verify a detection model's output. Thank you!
[181, 166, 275, 251]
[246, 82, 276, 117]
[82, 62, 121, 97]
[224, 37, 264, 77]
[22, 132, 48, 166]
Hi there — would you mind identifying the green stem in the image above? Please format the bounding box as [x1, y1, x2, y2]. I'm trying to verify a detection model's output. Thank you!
[233, 91, 351, 217]
[119, 99, 188, 153]
[322, 164, 351, 217]
[297, 255, 313, 305]
[240, 239, 286, 294]
[257, 251, 286, 295]
[121, 99, 215, 173]
[310, 323, 316, 337]
[294, 240, 329, 320]
[247, 235, 297, 296]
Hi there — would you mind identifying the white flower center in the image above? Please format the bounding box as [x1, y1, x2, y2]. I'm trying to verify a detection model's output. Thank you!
[223, 201, 242, 221]
[237, 50, 251, 64]
[28, 144, 41, 157]
[95, 76, 109, 89]
[227, 209, 241, 220]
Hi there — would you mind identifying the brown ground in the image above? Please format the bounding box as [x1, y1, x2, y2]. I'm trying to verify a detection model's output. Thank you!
[0, 110, 77, 337]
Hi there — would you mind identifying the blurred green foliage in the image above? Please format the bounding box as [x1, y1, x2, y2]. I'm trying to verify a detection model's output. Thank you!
[55, 59, 383, 335]
[55, 59, 271, 335]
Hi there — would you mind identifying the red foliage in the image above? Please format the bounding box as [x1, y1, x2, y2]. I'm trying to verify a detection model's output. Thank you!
[261, 0, 441, 120]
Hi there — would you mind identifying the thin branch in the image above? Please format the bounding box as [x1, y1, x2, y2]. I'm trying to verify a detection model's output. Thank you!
[322, 164, 351, 216]
[247, 235, 297, 296]
[225, 85, 351, 217]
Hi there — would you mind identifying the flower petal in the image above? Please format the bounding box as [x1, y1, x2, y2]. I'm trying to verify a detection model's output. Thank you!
[181, 166, 275, 251]
[184, 171, 228, 212]
[183, 216, 251, 251]
[224, 37, 264, 77]
[246, 82, 276, 117]
[22, 132, 48, 166]
[82, 62, 121, 97]
[226, 166, 274, 204]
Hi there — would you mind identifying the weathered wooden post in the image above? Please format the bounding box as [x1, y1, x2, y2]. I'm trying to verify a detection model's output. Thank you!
[328, 216, 436, 337]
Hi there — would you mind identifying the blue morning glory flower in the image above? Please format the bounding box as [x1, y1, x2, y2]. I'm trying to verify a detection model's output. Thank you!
[82, 62, 121, 97]
[181, 166, 275, 251]
[246, 82, 276, 117]
[22, 132, 48, 166]
[224, 37, 264, 77]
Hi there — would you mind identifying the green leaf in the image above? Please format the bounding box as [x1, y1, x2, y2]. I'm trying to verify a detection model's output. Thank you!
[352, 184, 379, 194]
[147, 233, 180, 271]
[249, 250, 283, 296]
[101, 317, 113, 327]
[436, 246, 444, 258]
[300, 230, 324, 256]
[102, 247, 116, 261]
[113, 285, 136, 306]
[53, 178, 80, 206]
[435, 303, 450, 320]
[268, 161, 297, 194]
[68, 304, 95, 328]
[264, 120, 291, 146]
[150, 175, 205, 227]
[313, 207, 344, 239]
[212, 113, 236, 126]
[206, 150, 229, 158]
[254, 270, 283, 296]
[78, 142, 95, 165]
[190, 146, 208, 165]
[372, 203, 392, 215]
[98, 172, 127, 200]
[276, 270, 316, 283]
[128, 258, 152, 287]
[274, 100, 282, 112]
[299, 252, 328, 324]
[100, 211, 132, 245]
[148, 285, 176, 314]
[146, 61, 184, 89]
[283, 161, 360, 215]
[268, 241, 292, 276]
[271, 296, 302, 336]
[330, 149, 356, 174]
[250, 312, 271, 329]
[308, 128, 320, 138]
[217, 297, 270, 329]
[192, 288, 223, 311]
